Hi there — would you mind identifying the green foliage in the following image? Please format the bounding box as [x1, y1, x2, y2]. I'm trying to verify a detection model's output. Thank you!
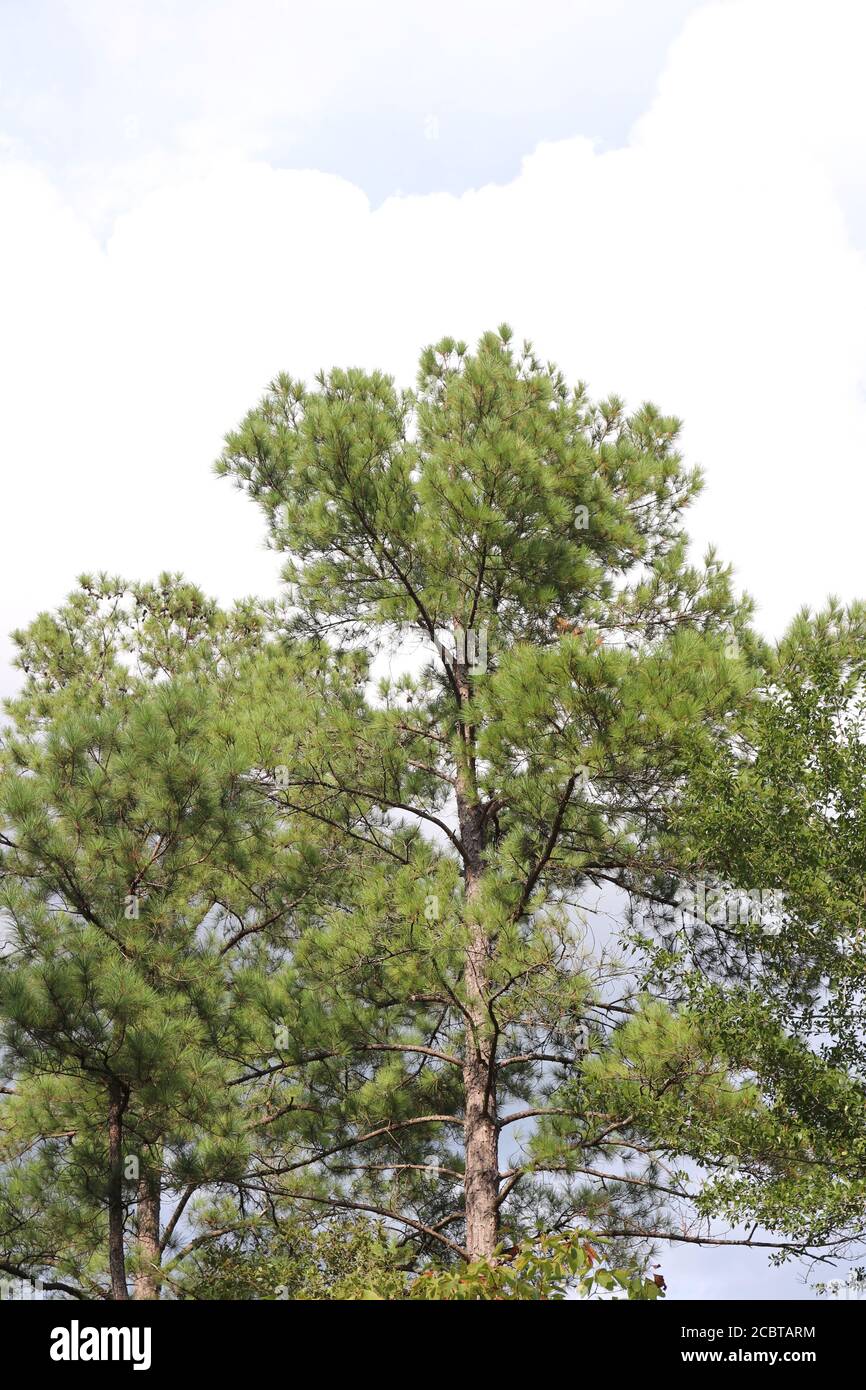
[401, 1233, 663, 1301]
[634, 600, 866, 1255]
[176, 1218, 403, 1301]
[0, 577, 337, 1296]
[3, 330, 861, 1298]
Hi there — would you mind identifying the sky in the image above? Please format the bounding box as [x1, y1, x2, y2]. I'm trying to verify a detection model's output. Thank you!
[2, 0, 866, 1300]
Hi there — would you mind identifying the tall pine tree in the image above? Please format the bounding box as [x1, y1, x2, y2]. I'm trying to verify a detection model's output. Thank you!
[213, 328, 806, 1269]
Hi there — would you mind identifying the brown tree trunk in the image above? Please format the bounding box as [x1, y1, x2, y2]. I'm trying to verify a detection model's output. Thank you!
[463, 915, 500, 1259]
[107, 1078, 129, 1300]
[455, 648, 500, 1261]
[133, 1169, 161, 1300]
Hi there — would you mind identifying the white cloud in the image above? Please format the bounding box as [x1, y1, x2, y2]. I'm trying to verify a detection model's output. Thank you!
[2, 0, 866, 703]
[5, 0, 701, 220]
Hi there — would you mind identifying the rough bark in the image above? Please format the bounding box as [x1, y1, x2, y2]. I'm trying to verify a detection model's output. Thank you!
[133, 1169, 161, 1300]
[454, 651, 500, 1261]
[462, 918, 500, 1259]
[107, 1078, 129, 1300]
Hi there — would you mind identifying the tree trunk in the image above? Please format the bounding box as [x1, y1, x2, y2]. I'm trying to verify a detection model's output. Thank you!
[134, 1169, 161, 1300]
[462, 918, 500, 1259]
[107, 1078, 129, 1300]
[455, 651, 500, 1261]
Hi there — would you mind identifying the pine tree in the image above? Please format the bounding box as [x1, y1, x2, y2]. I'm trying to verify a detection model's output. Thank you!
[0, 577, 339, 1298]
[213, 327, 794, 1269]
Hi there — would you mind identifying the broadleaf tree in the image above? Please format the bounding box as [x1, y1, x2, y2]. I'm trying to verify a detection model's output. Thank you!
[635, 601, 866, 1262]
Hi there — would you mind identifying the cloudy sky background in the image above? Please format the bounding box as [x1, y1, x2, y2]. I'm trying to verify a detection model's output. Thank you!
[3, 0, 866, 1298]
